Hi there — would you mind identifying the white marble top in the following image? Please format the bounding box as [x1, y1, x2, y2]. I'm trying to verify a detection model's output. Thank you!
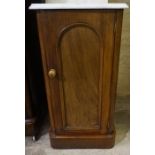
[46, 0, 108, 3]
[29, 3, 128, 10]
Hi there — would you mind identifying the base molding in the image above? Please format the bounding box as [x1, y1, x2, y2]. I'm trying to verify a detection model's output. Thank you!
[49, 131, 115, 149]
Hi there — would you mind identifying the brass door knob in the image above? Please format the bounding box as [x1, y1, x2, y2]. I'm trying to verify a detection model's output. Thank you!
[48, 69, 56, 79]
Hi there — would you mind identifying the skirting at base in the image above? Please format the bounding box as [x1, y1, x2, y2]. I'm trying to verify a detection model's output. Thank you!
[49, 131, 115, 149]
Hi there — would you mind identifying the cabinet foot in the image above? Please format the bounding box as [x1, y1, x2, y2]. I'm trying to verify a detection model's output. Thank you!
[32, 136, 36, 141]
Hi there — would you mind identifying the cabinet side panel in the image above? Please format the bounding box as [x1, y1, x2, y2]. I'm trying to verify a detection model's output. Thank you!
[109, 10, 124, 132]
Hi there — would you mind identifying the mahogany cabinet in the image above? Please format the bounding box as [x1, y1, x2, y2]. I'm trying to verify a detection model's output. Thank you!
[25, 72, 36, 138]
[31, 4, 127, 148]
[25, 0, 47, 140]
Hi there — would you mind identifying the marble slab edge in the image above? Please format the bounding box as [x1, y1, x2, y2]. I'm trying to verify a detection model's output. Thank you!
[29, 3, 128, 10]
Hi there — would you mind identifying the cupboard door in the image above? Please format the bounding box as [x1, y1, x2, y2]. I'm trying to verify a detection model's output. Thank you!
[59, 24, 101, 131]
[37, 10, 115, 134]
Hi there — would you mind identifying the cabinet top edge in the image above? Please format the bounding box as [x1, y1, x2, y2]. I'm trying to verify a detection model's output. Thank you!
[29, 3, 128, 10]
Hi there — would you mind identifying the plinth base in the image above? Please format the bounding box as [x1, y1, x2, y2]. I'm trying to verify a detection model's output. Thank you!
[49, 131, 115, 149]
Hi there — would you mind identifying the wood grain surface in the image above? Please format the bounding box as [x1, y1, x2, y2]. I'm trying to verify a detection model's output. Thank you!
[37, 9, 123, 148]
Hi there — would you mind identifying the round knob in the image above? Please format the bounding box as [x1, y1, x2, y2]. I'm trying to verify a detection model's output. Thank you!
[48, 69, 56, 79]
